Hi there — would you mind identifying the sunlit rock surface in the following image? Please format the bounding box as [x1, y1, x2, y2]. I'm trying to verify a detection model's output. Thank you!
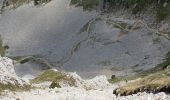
[0, 56, 27, 85]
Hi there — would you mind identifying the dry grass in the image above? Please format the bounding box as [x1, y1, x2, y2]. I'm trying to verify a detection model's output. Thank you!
[113, 68, 170, 96]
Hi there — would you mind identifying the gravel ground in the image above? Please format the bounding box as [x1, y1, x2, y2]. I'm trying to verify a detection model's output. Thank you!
[0, 87, 170, 100]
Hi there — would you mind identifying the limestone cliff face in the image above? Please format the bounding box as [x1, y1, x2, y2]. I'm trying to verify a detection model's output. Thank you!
[0, 0, 169, 78]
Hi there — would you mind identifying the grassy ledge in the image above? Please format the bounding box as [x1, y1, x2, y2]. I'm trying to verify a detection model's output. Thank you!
[0, 83, 31, 94]
[113, 68, 170, 96]
[31, 69, 76, 88]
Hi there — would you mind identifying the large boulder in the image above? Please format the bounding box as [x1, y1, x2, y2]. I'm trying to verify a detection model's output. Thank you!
[0, 56, 28, 86]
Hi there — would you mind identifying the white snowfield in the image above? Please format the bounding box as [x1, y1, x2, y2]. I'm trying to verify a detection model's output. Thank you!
[0, 57, 170, 100]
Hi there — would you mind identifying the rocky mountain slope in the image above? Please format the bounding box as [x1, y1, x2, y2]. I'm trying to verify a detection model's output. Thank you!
[0, 57, 170, 100]
[0, 0, 169, 79]
[0, 0, 170, 99]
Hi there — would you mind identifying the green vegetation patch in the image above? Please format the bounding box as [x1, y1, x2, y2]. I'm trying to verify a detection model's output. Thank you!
[0, 37, 5, 56]
[108, 75, 136, 84]
[0, 36, 9, 57]
[31, 70, 76, 88]
[109, 0, 153, 13]
[1, 0, 30, 10]
[70, 0, 99, 10]
[156, 5, 170, 21]
[12, 0, 29, 8]
[34, 0, 52, 5]
[70, 0, 170, 21]
[111, 0, 170, 21]
[1, 0, 52, 12]
[0, 83, 31, 94]
[49, 81, 61, 88]
[70, 0, 80, 5]
[12, 0, 52, 7]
